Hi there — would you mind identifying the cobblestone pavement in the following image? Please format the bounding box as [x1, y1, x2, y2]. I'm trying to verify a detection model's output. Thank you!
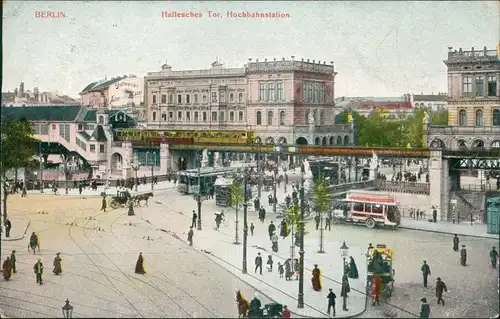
[0, 195, 275, 318]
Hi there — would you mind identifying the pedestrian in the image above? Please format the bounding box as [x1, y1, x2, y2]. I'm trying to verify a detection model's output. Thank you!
[268, 221, 276, 241]
[285, 259, 293, 280]
[53, 252, 63, 275]
[271, 232, 279, 252]
[315, 214, 320, 230]
[78, 183, 83, 195]
[2, 257, 12, 281]
[347, 256, 359, 279]
[191, 210, 197, 228]
[29, 232, 39, 254]
[267, 255, 273, 272]
[128, 200, 135, 216]
[4, 218, 11, 238]
[33, 258, 44, 285]
[340, 273, 350, 311]
[420, 297, 431, 318]
[135, 252, 146, 274]
[187, 226, 194, 246]
[421, 260, 431, 287]
[101, 196, 107, 212]
[327, 288, 336, 316]
[325, 214, 331, 231]
[490, 246, 498, 268]
[311, 264, 322, 291]
[10, 250, 16, 274]
[278, 262, 284, 278]
[435, 277, 447, 306]
[21, 187, 27, 197]
[254, 252, 262, 275]
[460, 245, 467, 266]
[432, 208, 437, 222]
[453, 234, 459, 252]
[281, 305, 291, 318]
[250, 223, 255, 236]
[366, 243, 374, 257]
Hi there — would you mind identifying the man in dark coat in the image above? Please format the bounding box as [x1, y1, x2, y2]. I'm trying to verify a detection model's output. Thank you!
[420, 297, 431, 318]
[191, 210, 197, 228]
[10, 250, 16, 273]
[432, 208, 437, 222]
[101, 196, 107, 212]
[435, 277, 447, 306]
[33, 258, 44, 285]
[4, 218, 11, 238]
[249, 295, 262, 318]
[421, 260, 431, 287]
[490, 246, 498, 268]
[453, 234, 459, 252]
[268, 221, 276, 241]
[460, 245, 467, 266]
[341, 273, 350, 311]
[327, 288, 336, 316]
[315, 215, 320, 230]
[187, 226, 194, 246]
[128, 200, 135, 216]
[254, 252, 262, 275]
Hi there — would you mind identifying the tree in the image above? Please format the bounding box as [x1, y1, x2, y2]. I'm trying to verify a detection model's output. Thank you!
[313, 177, 332, 252]
[430, 109, 448, 125]
[230, 177, 245, 244]
[286, 202, 301, 231]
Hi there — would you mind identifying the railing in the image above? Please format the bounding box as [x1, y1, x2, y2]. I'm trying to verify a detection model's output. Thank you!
[457, 183, 498, 192]
[376, 180, 430, 194]
[447, 49, 497, 60]
[428, 125, 500, 135]
[328, 180, 376, 194]
[147, 68, 246, 78]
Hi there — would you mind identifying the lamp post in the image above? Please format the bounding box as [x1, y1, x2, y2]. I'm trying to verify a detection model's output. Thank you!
[340, 241, 350, 311]
[196, 151, 202, 230]
[61, 299, 73, 318]
[130, 160, 139, 192]
[257, 143, 262, 199]
[39, 144, 44, 193]
[242, 169, 249, 273]
[62, 155, 70, 195]
[297, 176, 305, 309]
[146, 152, 154, 191]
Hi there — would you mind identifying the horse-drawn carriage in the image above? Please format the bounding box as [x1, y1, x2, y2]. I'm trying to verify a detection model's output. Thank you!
[236, 291, 283, 318]
[109, 190, 153, 209]
[366, 244, 395, 304]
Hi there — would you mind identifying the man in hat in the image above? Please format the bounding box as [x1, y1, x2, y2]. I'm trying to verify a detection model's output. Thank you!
[452, 234, 459, 252]
[191, 210, 197, 228]
[33, 258, 44, 285]
[101, 196, 107, 212]
[420, 297, 430, 318]
[460, 245, 467, 266]
[421, 260, 431, 287]
[10, 250, 16, 274]
[327, 288, 337, 316]
[254, 252, 262, 275]
[435, 277, 447, 306]
[3, 218, 11, 238]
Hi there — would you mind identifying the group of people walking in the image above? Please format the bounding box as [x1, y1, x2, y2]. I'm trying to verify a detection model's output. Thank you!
[2, 249, 63, 284]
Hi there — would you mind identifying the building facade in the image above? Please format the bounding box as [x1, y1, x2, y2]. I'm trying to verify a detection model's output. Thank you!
[144, 58, 354, 146]
[427, 46, 500, 150]
[2, 82, 78, 106]
[409, 93, 447, 111]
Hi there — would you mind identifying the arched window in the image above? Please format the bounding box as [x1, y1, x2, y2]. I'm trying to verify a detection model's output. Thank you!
[98, 115, 104, 124]
[458, 110, 467, 126]
[493, 109, 500, 126]
[280, 111, 286, 125]
[256, 111, 262, 125]
[344, 136, 350, 145]
[329, 136, 334, 145]
[152, 112, 157, 121]
[322, 137, 327, 145]
[267, 111, 273, 126]
[336, 136, 342, 145]
[475, 109, 483, 127]
[162, 113, 167, 121]
[314, 137, 320, 145]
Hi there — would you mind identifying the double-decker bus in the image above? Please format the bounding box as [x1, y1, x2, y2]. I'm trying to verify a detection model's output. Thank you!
[332, 190, 401, 229]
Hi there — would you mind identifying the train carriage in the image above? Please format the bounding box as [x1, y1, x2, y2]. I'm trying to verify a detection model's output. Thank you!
[114, 129, 255, 145]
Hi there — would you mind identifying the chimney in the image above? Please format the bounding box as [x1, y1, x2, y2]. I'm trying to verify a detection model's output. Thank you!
[307, 59, 310, 63]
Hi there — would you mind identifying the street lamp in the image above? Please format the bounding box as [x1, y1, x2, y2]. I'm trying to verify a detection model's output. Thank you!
[297, 176, 306, 309]
[62, 155, 70, 195]
[340, 241, 350, 311]
[196, 151, 203, 230]
[38, 144, 44, 194]
[61, 299, 73, 318]
[256, 142, 262, 199]
[241, 169, 249, 273]
[146, 152, 154, 191]
[130, 160, 140, 192]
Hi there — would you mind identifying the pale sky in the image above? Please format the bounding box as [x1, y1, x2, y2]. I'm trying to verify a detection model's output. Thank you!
[2, 1, 499, 98]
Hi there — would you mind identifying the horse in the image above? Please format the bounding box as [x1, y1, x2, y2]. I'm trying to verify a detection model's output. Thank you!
[134, 192, 154, 207]
[236, 290, 249, 318]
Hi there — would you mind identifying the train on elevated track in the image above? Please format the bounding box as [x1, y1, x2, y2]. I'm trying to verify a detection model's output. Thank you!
[113, 129, 256, 145]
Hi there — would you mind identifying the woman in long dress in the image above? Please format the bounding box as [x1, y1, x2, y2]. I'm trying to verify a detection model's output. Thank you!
[311, 264, 322, 291]
[135, 253, 146, 274]
[53, 253, 63, 275]
[236, 290, 249, 318]
[2, 257, 12, 280]
[347, 256, 359, 279]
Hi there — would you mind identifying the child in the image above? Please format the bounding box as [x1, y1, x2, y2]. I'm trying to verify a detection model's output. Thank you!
[278, 262, 284, 278]
[294, 258, 299, 280]
[250, 223, 255, 236]
[267, 255, 273, 272]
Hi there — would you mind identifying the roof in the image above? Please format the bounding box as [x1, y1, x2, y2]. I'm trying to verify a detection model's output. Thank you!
[81, 82, 98, 93]
[0, 105, 82, 122]
[78, 131, 91, 140]
[91, 125, 107, 141]
[89, 77, 126, 91]
[413, 95, 447, 102]
[84, 110, 96, 121]
[2, 92, 15, 102]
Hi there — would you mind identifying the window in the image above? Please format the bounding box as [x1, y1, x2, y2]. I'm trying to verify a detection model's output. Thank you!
[220, 92, 225, 103]
[211, 111, 217, 121]
[458, 109, 467, 126]
[320, 110, 325, 124]
[475, 109, 484, 127]
[230, 111, 235, 121]
[40, 124, 48, 135]
[194, 111, 199, 122]
[212, 92, 217, 102]
[493, 109, 500, 126]
[238, 111, 243, 121]
[202, 95, 207, 103]
[152, 112, 156, 121]
[268, 82, 275, 101]
[276, 82, 284, 101]
[98, 115, 104, 124]
[90, 144, 96, 153]
[229, 93, 234, 103]
[267, 111, 273, 125]
[314, 83, 319, 102]
[319, 84, 324, 102]
[256, 111, 262, 125]
[463, 76, 472, 96]
[177, 111, 182, 120]
[259, 82, 266, 101]
[186, 94, 190, 104]
[177, 94, 182, 104]
[475, 76, 484, 96]
[59, 124, 70, 142]
[280, 111, 285, 125]
[194, 94, 198, 103]
[99, 144, 105, 153]
[78, 124, 83, 131]
[161, 94, 167, 104]
[203, 112, 207, 121]
[168, 94, 173, 104]
[152, 95, 157, 104]
[238, 93, 243, 103]
[488, 76, 497, 97]
[186, 111, 191, 121]
[308, 83, 313, 102]
[169, 112, 173, 120]
[220, 111, 225, 121]
[162, 113, 167, 121]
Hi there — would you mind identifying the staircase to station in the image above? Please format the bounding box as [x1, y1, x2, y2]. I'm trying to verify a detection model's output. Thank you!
[451, 190, 485, 223]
